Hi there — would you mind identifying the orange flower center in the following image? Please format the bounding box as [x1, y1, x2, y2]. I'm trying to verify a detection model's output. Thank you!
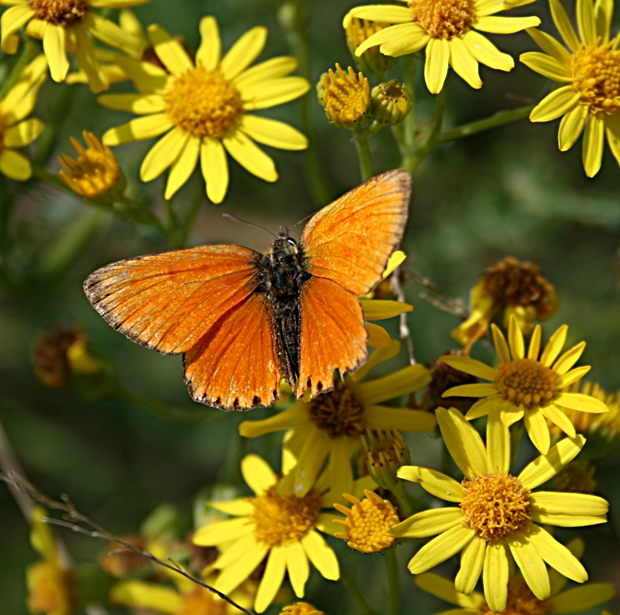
[409, 0, 476, 39]
[482, 577, 548, 615]
[163, 67, 244, 138]
[460, 472, 531, 542]
[572, 39, 620, 115]
[248, 485, 321, 548]
[29, 0, 89, 27]
[176, 588, 228, 615]
[495, 358, 557, 408]
[309, 380, 365, 438]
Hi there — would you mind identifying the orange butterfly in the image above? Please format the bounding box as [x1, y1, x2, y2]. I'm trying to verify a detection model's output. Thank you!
[84, 169, 410, 410]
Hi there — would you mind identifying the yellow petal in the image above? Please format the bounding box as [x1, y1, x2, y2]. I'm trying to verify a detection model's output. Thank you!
[44, 24, 69, 82]
[549, 0, 581, 51]
[605, 113, 620, 166]
[443, 383, 499, 397]
[540, 325, 568, 367]
[255, 548, 287, 613]
[576, 0, 597, 45]
[449, 36, 482, 89]
[508, 532, 550, 600]
[523, 408, 550, 454]
[519, 51, 572, 81]
[525, 26, 573, 64]
[200, 137, 229, 204]
[486, 409, 510, 473]
[234, 56, 298, 88]
[72, 24, 108, 93]
[223, 131, 277, 182]
[518, 435, 585, 489]
[530, 87, 579, 123]
[1, 4, 34, 53]
[240, 115, 307, 151]
[208, 499, 254, 516]
[492, 323, 511, 364]
[391, 507, 464, 539]
[140, 127, 189, 182]
[508, 314, 525, 359]
[415, 572, 485, 608]
[552, 341, 586, 375]
[555, 392, 609, 413]
[346, 5, 413, 24]
[548, 583, 615, 611]
[147, 24, 193, 77]
[110, 581, 181, 613]
[301, 530, 339, 580]
[325, 437, 354, 506]
[528, 325, 542, 359]
[366, 322, 393, 348]
[3, 118, 43, 147]
[364, 406, 437, 432]
[215, 540, 269, 594]
[463, 30, 514, 71]
[241, 454, 276, 496]
[440, 355, 497, 381]
[351, 340, 401, 382]
[239, 406, 308, 438]
[397, 466, 464, 502]
[102, 114, 174, 145]
[465, 394, 503, 420]
[378, 23, 429, 57]
[556, 365, 591, 389]
[196, 16, 220, 71]
[583, 114, 605, 177]
[483, 542, 509, 613]
[165, 135, 200, 199]
[424, 38, 450, 94]
[594, 0, 613, 42]
[212, 533, 256, 568]
[359, 299, 413, 320]
[287, 427, 330, 498]
[530, 491, 609, 517]
[221, 26, 267, 80]
[455, 536, 486, 595]
[539, 404, 576, 437]
[97, 93, 165, 114]
[558, 104, 588, 151]
[355, 364, 431, 404]
[242, 76, 310, 110]
[283, 541, 309, 598]
[0, 148, 31, 180]
[408, 525, 475, 573]
[475, 15, 541, 34]
[87, 12, 142, 57]
[193, 518, 253, 545]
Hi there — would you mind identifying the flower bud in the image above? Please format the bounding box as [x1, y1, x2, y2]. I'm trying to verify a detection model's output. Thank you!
[345, 17, 396, 77]
[370, 80, 412, 126]
[317, 63, 370, 129]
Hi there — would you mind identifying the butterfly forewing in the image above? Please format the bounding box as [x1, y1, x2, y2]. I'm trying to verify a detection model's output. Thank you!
[300, 169, 410, 295]
[183, 292, 281, 409]
[83, 245, 260, 355]
[298, 276, 367, 398]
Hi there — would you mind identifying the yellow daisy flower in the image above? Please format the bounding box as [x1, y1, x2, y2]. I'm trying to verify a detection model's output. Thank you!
[442, 314, 609, 454]
[343, 0, 541, 94]
[389, 407, 608, 612]
[239, 339, 436, 505]
[0, 54, 46, 181]
[280, 603, 324, 615]
[520, 0, 620, 177]
[99, 16, 310, 204]
[415, 536, 615, 615]
[192, 454, 341, 614]
[0, 0, 146, 93]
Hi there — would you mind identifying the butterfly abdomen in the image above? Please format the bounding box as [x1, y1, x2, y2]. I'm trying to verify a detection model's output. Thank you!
[254, 236, 312, 389]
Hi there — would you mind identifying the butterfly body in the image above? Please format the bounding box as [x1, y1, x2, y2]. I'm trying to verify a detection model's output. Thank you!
[84, 170, 411, 411]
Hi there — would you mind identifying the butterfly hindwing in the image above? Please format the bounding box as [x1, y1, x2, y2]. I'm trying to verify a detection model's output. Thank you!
[83, 245, 260, 355]
[183, 292, 281, 410]
[300, 169, 410, 295]
[298, 276, 367, 398]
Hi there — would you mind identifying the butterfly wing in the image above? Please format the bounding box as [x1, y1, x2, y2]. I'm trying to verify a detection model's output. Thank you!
[297, 170, 410, 397]
[183, 292, 281, 410]
[83, 244, 261, 355]
[300, 169, 410, 295]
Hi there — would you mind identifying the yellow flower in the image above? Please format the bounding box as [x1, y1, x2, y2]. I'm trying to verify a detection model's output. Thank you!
[389, 407, 608, 612]
[193, 454, 340, 614]
[27, 507, 75, 615]
[59, 131, 122, 198]
[415, 537, 615, 614]
[0, 54, 45, 181]
[345, 17, 396, 76]
[442, 315, 608, 454]
[239, 339, 436, 505]
[343, 0, 540, 94]
[333, 489, 399, 553]
[99, 16, 310, 203]
[280, 603, 324, 615]
[317, 63, 370, 128]
[452, 257, 559, 351]
[0, 0, 146, 93]
[521, 0, 620, 177]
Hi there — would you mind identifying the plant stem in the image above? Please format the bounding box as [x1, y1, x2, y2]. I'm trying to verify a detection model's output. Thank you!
[34, 82, 75, 166]
[0, 38, 40, 99]
[354, 133, 374, 181]
[386, 549, 399, 615]
[391, 479, 414, 519]
[340, 569, 380, 615]
[179, 173, 205, 247]
[403, 55, 416, 153]
[438, 104, 534, 143]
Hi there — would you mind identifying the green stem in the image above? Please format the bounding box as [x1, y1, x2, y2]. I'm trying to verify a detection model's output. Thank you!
[402, 55, 416, 153]
[0, 39, 40, 99]
[391, 480, 414, 519]
[438, 104, 534, 143]
[179, 174, 205, 248]
[33, 82, 75, 166]
[386, 549, 399, 615]
[402, 84, 447, 174]
[116, 193, 169, 238]
[340, 569, 380, 615]
[354, 133, 374, 181]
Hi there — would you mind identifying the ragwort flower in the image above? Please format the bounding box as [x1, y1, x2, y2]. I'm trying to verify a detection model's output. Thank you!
[193, 454, 340, 614]
[521, 0, 620, 177]
[344, 0, 540, 93]
[99, 16, 310, 203]
[0, 54, 46, 181]
[239, 340, 436, 505]
[442, 315, 608, 454]
[389, 407, 608, 612]
[0, 0, 146, 92]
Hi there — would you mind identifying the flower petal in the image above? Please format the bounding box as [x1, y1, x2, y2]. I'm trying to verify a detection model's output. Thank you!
[215, 540, 269, 594]
[165, 135, 200, 199]
[241, 454, 276, 496]
[102, 114, 174, 145]
[350, 340, 401, 382]
[196, 16, 221, 71]
[455, 536, 486, 595]
[359, 299, 413, 320]
[287, 427, 330, 497]
[483, 542, 509, 613]
[556, 365, 591, 389]
[3, 118, 43, 147]
[326, 437, 354, 506]
[518, 435, 585, 489]
[594, 0, 613, 41]
[508, 314, 525, 359]
[408, 525, 476, 573]
[223, 131, 277, 182]
[539, 404, 576, 437]
[397, 466, 464, 502]
[283, 541, 309, 598]
[540, 325, 568, 367]
[576, 0, 597, 45]
[527, 325, 542, 360]
[110, 581, 182, 612]
[449, 37, 482, 89]
[548, 583, 615, 612]
[463, 30, 514, 71]
[583, 114, 605, 177]
[491, 324, 511, 364]
[549, 0, 581, 51]
[44, 24, 69, 82]
[440, 355, 497, 381]
[465, 394, 503, 420]
[437, 407, 489, 478]
[0, 149, 31, 180]
[97, 93, 165, 114]
[200, 137, 229, 204]
[255, 548, 287, 613]
[214, 533, 257, 568]
[519, 51, 572, 81]
[240, 115, 307, 151]
[364, 406, 437, 432]
[239, 406, 308, 438]
[475, 15, 541, 34]
[424, 38, 450, 94]
[415, 572, 485, 608]
[194, 518, 253, 546]
[355, 365, 431, 404]
[379, 23, 430, 57]
[555, 392, 608, 413]
[558, 104, 588, 151]
[443, 383, 499, 397]
[147, 24, 193, 77]
[208, 499, 254, 516]
[605, 113, 620, 166]
[140, 127, 189, 182]
[391, 507, 464, 539]
[486, 409, 510, 473]
[72, 24, 108, 93]
[242, 77, 310, 110]
[530, 491, 609, 517]
[346, 5, 414, 24]
[525, 27, 573, 64]
[508, 532, 550, 600]
[235, 57, 299, 88]
[530, 87, 579, 123]
[301, 530, 339, 580]
[367, 323, 392, 348]
[523, 408, 551, 454]
[222, 26, 267, 80]
[1, 4, 34, 53]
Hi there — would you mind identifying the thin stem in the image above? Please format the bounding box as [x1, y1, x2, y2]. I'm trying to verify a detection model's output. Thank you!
[340, 569, 380, 615]
[403, 55, 416, 153]
[0, 39, 40, 99]
[386, 549, 399, 615]
[438, 104, 534, 143]
[179, 173, 205, 248]
[354, 133, 374, 181]
[391, 480, 414, 519]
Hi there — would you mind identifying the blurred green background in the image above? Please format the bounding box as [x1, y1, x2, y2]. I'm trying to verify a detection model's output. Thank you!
[1, 0, 619, 613]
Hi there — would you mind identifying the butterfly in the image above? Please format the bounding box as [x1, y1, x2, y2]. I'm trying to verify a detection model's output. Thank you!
[83, 169, 411, 411]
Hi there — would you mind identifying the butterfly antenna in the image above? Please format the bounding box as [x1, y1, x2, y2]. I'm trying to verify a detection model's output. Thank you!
[288, 212, 314, 233]
[222, 213, 276, 238]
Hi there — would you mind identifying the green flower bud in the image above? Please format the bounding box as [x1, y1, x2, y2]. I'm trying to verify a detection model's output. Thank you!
[370, 80, 412, 126]
[317, 63, 370, 129]
[345, 17, 396, 77]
